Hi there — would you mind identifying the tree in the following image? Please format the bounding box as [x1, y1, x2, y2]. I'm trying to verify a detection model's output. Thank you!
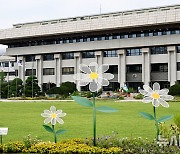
[0, 72, 8, 98]
[25, 76, 41, 97]
[9, 78, 23, 97]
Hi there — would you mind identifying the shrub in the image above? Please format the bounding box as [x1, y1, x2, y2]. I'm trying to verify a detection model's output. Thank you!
[128, 88, 134, 93]
[23, 135, 42, 148]
[169, 83, 180, 96]
[46, 87, 61, 95]
[133, 94, 143, 99]
[3, 141, 25, 153]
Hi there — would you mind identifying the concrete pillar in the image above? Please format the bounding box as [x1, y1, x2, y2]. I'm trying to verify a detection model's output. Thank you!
[142, 48, 150, 86]
[167, 46, 177, 86]
[54, 54, 61, 87]
[95, 51, 103, 66]
[35, 55, 43, 89]
[74, 52, 81, 91]
[117, 49, 126, 88]
[18, 56, 25, 83]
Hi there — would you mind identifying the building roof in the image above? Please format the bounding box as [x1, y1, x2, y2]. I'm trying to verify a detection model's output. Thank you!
[0, 55, 15, 61]
[0, 4, 180, 43]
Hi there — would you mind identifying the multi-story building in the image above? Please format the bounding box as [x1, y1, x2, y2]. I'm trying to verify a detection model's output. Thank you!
[0, 4, 180, 91]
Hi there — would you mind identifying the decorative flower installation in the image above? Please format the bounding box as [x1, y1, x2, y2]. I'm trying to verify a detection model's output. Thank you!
[41, 106, 66, 143]
[74, 62, 114, 92]
[139, 82, 174, 140]
[73, 62, 118, 146]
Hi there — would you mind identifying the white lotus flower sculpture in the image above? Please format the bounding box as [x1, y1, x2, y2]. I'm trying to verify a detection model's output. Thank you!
[72, 62, 118, 146]
[41, 106, 66, 143]
[139, 82, 174, 140]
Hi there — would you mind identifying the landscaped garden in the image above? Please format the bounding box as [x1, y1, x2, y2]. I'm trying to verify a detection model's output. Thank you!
[0, 100, 179, 153]
[0, 63, 179, 153]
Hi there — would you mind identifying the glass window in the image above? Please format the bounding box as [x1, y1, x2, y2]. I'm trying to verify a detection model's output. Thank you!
[25, 55, 35, 62]
[43, 54, 54, 61]
[106, 65, 118, 74]
[176, 46, 180, 53]
[43, 68, 55, 75]
[177, 62, 180, 71]
[62, 52, 74, 60]
[126, 48, 142, 56]
[150, 46, 167, 54]
[151, 63, 168, 72]
[2, 62, 9, 67]
[103, 50, 118, 57]
[9, 72, 16, 76]
[25, 69, 36, 76]
[126, 65, 142, 73]
[82, 51, 95, 58]
[62, 67, 74, 75]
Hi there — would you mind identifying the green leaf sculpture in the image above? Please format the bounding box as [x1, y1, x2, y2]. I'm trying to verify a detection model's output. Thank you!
[157, 115, 173, 123]
[72, 96, 93, 107]
[139, 112, 155, 120]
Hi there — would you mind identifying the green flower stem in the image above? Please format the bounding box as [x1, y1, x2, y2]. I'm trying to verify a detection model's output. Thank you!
[52, 125, 57, 143]
[153, 106, 159, 140]
[93, 92, 96, 146]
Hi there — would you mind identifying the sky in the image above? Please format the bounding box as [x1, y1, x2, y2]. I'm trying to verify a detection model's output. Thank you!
[0, 0, 180, 54]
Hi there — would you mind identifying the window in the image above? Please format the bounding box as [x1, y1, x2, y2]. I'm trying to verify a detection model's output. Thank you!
[151, 63, 168, 72]
[43, 68, 55, 75]
[9, 72, 16, 76]
[25, 55, 35, 62]
[177, 46, 180, 53]
[62, 52, 74, 60]
[103, 50, 118, 57]
[126, 48, 142, 56]
[127, 65, 142, 73]
[150, 46, 167, 54]
[82, 51, 95, 58]
[25, 69, 36, 76]
[2, 62, 9, 67]
[177, 62, 180, 71]
[106, 65, 118, 74]
[62, 67, 74, 75]
[43, 54, 54, 61]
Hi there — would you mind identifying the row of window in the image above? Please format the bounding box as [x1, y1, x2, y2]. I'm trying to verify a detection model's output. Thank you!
[8, 28, 180, 48]
[126, 64, 168, 73]
[4, 63, 180, 77]
[23, 45, 180, 62]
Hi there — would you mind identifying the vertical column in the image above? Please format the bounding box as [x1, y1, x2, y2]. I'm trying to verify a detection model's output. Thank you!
[74, 52, 81, 91]
[142, 48, 150, 85]
[35, 55, 43, 89]
[167, 46, 177, 86]
[18, 56, 25, 82]
[54, 54, 61, 87]
[95, 51, 103, 66]
[117, 49, 126, 88]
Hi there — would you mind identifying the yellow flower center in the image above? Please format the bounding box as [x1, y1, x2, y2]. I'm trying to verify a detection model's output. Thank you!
[151, 92, 160, 99]
[89, 72, 99, 80]
[51, 113, 57, 119]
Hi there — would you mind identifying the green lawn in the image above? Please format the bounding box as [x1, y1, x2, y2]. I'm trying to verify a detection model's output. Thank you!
[0, 100, 179, 143]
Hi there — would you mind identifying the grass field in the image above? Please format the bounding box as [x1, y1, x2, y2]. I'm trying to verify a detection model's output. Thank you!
[0, 100, 179, 143]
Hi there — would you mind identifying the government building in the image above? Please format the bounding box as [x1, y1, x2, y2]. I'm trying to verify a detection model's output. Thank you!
[0, 4, 180, 92]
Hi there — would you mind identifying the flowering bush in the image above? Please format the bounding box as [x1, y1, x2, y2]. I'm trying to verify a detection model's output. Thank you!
[0, 138, 179, 153]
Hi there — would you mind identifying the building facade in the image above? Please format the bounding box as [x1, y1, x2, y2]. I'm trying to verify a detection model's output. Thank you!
[0, 4, 180, 91]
